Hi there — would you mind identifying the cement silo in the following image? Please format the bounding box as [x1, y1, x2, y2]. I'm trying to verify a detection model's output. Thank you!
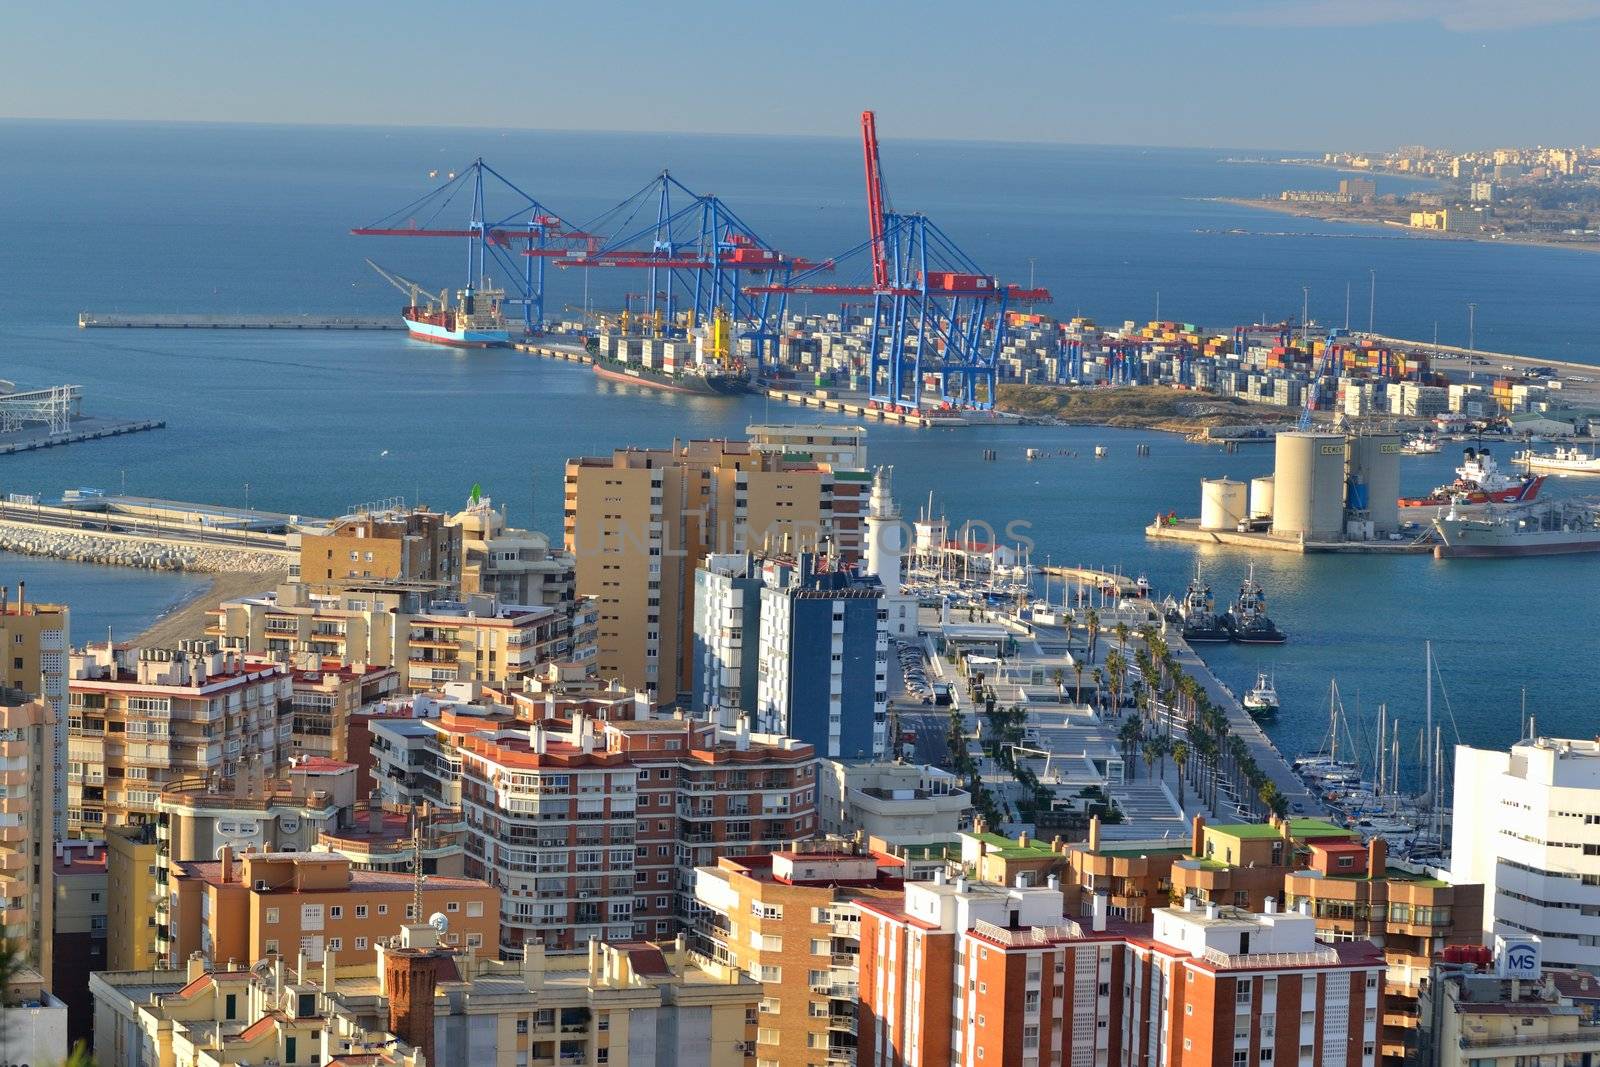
[1345, 432, 1402, 534]
[1199, 478, 1248, 531]
[1249, 475, 1276, 520]
[1272, 432, 1347, 539]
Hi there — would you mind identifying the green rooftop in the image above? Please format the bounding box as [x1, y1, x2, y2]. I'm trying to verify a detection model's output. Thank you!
[1210, 819, 1353, 841]
[968, 831, 1058, 859]
[898, 840, 961, 861]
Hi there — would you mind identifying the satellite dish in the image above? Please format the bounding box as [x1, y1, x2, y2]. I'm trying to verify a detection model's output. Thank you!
[428, 912, 449, 933]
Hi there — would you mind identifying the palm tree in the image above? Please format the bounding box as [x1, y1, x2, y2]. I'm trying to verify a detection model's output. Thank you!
[1119, 718, 1143, 778]
[1086, 608, 1101, 660]
[1050, 667, 1066, 702]
[1172, 741, 1190, 808]
[1105, 649, 1125, 715]
[1072, 660, 1085, 704]
[1141, 737, 1158, 783]
[1092, 667, 1105, 714]
[1114, 621, 1131, 656]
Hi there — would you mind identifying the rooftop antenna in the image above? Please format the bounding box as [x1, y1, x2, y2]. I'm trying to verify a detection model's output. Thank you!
[411, 802, 427, 924]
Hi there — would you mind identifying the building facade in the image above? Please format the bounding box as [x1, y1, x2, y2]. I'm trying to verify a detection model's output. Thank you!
[0, 691, 57, 982]
[0, 588, 70, 839]
[297, 505, 460, 591]
[1450, 735, 1600, 969]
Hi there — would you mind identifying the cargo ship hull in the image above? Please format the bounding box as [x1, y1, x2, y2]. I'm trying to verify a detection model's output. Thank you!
[1433, 506, 1600, 557]
[404, 314, 509, 348]
[591, 358, 750, 397]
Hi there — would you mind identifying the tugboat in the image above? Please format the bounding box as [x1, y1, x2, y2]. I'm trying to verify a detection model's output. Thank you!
[1242, 672, 1279, 720]
[1178, 570, 1230, 643]
[1222, 565, 1287, 644]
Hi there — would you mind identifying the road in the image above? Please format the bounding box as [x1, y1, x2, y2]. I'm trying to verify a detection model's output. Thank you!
[0, 501, 292, 553]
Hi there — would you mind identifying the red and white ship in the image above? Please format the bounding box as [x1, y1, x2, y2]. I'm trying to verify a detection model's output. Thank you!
[367, 258, 509, 348]
[1398, 446, 1544, 517]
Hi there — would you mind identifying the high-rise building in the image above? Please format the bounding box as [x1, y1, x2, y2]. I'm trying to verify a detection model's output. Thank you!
[369, 691, 818, 956]
[66, 641, 292, 833]
[105, 823, 160, 971]
[859, 879, 1387, 1067]
[756, 553, 888, 759]
[1450, 735, 1600, 969]
[0, 586, 70, 839]
[0, 690, 58, 982]
[694, 842, 904, 1067]
[692, 553, 765, 728]
[564, 435, 869, 701]
[297, 505, 460, 591]
[50, 839, 107, 1050]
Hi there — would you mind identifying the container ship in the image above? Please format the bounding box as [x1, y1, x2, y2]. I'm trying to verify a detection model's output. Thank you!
[367, 259, 509, 348]
[1515, 445, 1600, 475]
[1398, 446, 1543, 517]
[588, 311, 751, 397]
[1433, 501, 1600, 557]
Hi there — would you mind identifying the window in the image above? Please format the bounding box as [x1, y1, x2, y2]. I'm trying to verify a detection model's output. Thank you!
[1234, 1054, 1249, 1067]
[329, 937, 343, 951]
[330, 905, 343, 919]
[467, 901, 484, 918]
[378, 904, 388, 915]
[266, 908, 280, 925]
[225, 993, 238, 1020]
[447, 901, 460, 912]
[265, 940, 279, 954]
[355, 905, 368, 919]
[355, 937, 368, 951]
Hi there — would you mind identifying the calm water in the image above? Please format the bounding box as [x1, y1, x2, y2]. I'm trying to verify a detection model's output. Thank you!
[0, 121, 1593, 774]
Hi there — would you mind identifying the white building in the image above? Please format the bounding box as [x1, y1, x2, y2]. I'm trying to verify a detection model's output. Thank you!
[816, 760, 969, 838]
[1450, 735, 1600, 968]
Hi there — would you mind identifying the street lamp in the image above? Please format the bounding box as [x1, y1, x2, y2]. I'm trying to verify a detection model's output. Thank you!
[1467, 303, 1477, 354]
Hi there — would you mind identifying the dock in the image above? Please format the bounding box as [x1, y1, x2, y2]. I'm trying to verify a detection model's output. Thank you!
[1146, 518, 1435, 554]
[760, 386, 1016, 429]
[1165, 630, 1325, 817]
[1039, 565, 1141, 596]
[79, 313, 401, 331]
[0, 416, 165, 455]
[511, 341, 594, 364]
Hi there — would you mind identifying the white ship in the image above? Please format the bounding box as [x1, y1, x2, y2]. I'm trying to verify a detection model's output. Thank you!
[1515, 445, 1600, 474]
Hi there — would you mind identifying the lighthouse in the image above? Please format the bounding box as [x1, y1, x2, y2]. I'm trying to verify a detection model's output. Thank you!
[864, 465, 903, 595]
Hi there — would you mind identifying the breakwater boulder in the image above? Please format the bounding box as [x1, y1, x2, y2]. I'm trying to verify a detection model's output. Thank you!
[0, 520, 289, 573]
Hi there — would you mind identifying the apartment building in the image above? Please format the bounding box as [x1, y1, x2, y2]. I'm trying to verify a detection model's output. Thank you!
[1058, 816, 1188, 923]
[298, 505, 460, 591]
[1171, 815, 1360, 911]
[694, 842, 904, 1067]
[370, 693, 817, 955]
[1416, 951, 1600, 1067]
[91, 927, 758, 1067]
[1450, 734, 1600, 968]
[859, 878, 1386, 1067]
[51, 839, 107, 1048]
[451, 494, 578, 608]
[0, 690, 56, 982]
[1286, 836, 1484, 1062]
[209, 582, 597, 694]
[106, 823, 160, 971]
[816, 760, 969, 839]
[66, 642, 291, 833]
[282, 657, 400, 760]
[564, 435, 869, 701]
[0, 586, 70, 838]
[166, 847, 497, 967]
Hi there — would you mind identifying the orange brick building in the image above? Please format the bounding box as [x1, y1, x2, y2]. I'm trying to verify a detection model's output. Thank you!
[167, 847, 497, 967]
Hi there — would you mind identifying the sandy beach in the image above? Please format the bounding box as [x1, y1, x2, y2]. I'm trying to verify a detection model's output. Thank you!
[134, 570, 286, 647]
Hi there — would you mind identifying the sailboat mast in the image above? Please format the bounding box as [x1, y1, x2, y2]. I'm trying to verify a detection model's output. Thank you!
[1424, 641, 1434, 805]
[1376, 704, 1387, 797]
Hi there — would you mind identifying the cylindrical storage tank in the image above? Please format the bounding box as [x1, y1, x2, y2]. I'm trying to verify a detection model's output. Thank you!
[1199, 477, 1248, 531]
[1249, 475, 1275, 519]
[1345, 432, 1402, 532]
[1272, 432, 1347, 538]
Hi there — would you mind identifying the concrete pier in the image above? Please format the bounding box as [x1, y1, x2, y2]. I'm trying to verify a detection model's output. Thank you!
[79, 312, 400, 330]
[1146, 518, 1435, 554]
[0, 416, 164, 455]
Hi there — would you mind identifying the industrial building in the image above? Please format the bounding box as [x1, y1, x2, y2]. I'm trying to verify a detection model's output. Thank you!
[1157, 430, 1409, 552]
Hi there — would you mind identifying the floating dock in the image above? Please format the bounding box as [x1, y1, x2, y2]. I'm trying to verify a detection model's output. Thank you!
[79, 313, 401, 330]
[1145, 517, 1434, 554]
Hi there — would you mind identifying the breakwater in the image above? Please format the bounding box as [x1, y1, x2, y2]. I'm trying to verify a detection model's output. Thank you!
[0, 519, 292, 573]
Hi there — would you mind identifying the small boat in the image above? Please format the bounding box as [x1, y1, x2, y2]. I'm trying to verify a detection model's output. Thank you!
[1243, 672, 1279, 719]
[1026, 448, 1042, 460]
[1222, 565, 1287, 644]
[1401, 434, 1442, 455]
[1178, 569, 1230, 643]
[1094, 445, 1108, 458]
[1398, 447, 1544, 516]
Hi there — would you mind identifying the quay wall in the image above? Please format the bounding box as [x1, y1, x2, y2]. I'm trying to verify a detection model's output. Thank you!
[0, 519, 293, 573]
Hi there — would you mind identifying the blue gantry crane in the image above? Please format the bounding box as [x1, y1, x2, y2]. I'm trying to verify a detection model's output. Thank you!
[351, 158, 590, 334]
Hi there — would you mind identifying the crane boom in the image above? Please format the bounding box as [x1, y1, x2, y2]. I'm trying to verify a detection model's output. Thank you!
[862, 110, 890, 290]
[365, 258, 439, 309]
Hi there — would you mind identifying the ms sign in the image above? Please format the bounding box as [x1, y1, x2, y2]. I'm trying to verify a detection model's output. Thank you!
[1495, 936, 1542, 979]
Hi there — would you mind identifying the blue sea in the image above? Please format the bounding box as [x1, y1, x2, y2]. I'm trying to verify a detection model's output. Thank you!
[0, 120, 1594, 780]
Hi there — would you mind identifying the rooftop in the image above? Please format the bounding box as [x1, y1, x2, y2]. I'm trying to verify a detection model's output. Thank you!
[1212, 818, 1352, 841]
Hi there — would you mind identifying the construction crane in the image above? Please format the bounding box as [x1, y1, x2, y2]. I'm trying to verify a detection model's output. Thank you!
[1297, 329, 1346, 430]
[352, 158, 590, 334]
[749, 111, 1050, 411]
[365, 258, 441, 311]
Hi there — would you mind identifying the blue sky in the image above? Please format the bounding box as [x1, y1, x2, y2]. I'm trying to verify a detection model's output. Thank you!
[4, 0, 1599, 148]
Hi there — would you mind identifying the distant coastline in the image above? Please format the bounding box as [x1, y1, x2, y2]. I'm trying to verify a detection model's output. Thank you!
[1212, 196, 1600, 256]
